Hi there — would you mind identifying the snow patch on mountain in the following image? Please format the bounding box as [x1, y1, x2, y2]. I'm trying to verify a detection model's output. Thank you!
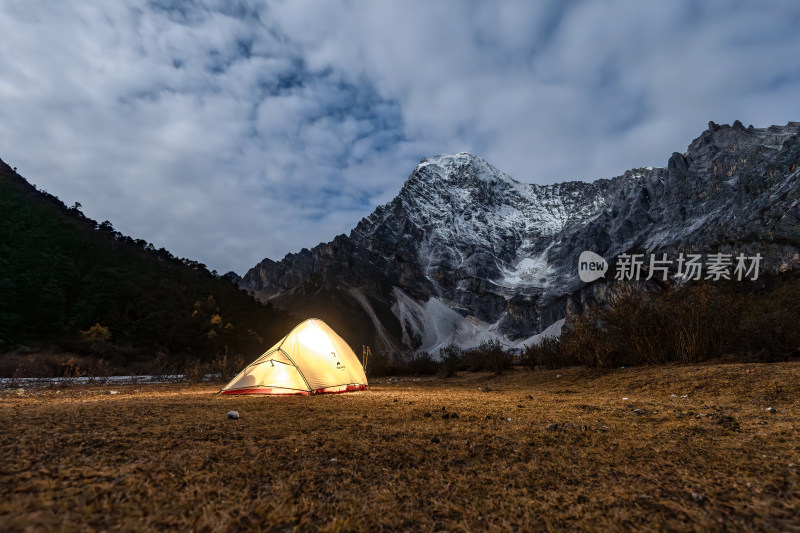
[511, 318, 566, 349]
[391, 285, 569, 355]
[392, 287, 505, 355]
[498, 248, 554, 288]
[347, 288, 398, 352]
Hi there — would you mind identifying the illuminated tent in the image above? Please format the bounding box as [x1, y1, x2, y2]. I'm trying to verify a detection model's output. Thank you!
[221, 318, 368, 395]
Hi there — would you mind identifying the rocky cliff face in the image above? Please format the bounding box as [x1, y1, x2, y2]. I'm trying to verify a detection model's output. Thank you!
[238, 121, 800, 355]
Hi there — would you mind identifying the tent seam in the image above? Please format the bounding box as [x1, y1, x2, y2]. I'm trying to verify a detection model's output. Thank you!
[278, 347, 313, 393]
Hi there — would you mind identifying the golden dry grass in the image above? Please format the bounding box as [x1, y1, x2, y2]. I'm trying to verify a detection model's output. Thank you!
[1, 362, 798, 532]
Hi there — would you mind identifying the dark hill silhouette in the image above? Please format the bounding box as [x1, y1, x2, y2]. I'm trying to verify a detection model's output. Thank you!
[0, 158, 293, 374]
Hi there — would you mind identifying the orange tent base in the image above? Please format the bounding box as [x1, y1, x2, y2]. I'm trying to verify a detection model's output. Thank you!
[221, 384, 367, 396]
[221, 387, 310, 396]
[313, 384, 367, 395]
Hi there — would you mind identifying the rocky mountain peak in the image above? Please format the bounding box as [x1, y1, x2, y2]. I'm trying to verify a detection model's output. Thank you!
[239, 121, 800, 357]
[684, 121, 800, 171]
[413, 152, 516, 185]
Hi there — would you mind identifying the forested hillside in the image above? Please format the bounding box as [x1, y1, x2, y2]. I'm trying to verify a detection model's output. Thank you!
[0, 158, 293, 374]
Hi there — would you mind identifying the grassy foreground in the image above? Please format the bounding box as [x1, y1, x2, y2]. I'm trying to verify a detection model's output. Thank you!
[1, 363, 798, 532]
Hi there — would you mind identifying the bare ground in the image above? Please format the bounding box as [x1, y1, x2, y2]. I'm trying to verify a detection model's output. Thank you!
[1, 362, 798, 532]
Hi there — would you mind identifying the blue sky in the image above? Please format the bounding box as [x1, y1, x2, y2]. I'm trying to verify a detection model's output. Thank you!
[1, 0, 799, 274]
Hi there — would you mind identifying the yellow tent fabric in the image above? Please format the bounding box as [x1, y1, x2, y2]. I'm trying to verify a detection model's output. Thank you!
[221, 318, 368, 395]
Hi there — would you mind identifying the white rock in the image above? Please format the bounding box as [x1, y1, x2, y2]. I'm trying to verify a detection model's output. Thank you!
[227, 411, 240, 419]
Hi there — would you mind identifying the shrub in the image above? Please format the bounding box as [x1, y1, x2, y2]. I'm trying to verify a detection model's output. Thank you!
[738, 277, 800, 361]
[183, 359, 206, 383]
[438, 345, 463, 378]
[8, 360, 26, 387]
[464, 340, 513, 374]
[657, 283, 742, 363]
[53, 357, 88, 387]
[406, 351, 438, 375]
[521, 337, 566, 370]
[87, 358, 116, 384]
[366, 351, 403, 377]
[560, 282, 743, 368]
[209, 351, 246, 382]
[148, 350, 173, 379]
[79, 323, 112, 354]
[561, 308, 615, 368]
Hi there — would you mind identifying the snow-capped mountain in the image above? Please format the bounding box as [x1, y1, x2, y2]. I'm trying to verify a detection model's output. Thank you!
[238, 121, 800, 355]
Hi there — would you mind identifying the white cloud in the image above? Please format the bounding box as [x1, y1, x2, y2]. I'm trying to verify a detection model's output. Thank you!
[1, 0, 799, 274]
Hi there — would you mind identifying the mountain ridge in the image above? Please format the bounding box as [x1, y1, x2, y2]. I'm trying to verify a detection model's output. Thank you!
[238, 121, 800, 356]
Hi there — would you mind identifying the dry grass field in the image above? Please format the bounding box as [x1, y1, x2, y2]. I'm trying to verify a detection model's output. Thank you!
[1, 362, 798, 532]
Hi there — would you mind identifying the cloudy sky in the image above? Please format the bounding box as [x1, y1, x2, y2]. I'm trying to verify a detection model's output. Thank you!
[1, 1, 799, 274]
